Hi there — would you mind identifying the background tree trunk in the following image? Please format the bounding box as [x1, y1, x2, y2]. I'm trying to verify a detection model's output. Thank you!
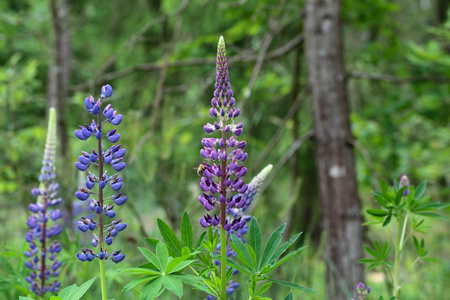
[304, 0, 364, 299]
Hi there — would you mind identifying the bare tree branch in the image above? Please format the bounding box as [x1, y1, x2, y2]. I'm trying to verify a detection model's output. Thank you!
[149, 1, 188, 129]
[252, 89, 306, 173]
[350, 71, 450, 84]
[248, 130, 314, 213]
[70, 33, 304, 92]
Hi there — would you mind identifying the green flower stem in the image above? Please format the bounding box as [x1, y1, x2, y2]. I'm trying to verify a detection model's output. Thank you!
[394, 217, 402, 300]
[399, 212, 409, 251]
[99, 259, 107, 300]
[220, 226, 227, 299]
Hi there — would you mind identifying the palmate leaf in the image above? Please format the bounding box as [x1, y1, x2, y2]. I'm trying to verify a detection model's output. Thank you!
[162, 275, 183, 299]
[268, 278, 317, 294]
[138, 247, 163, 272]
[230, 234, 255, 271]
[249, 218, 262, 265]
[56, 277, 96, 300]
[156, 242, 169, 271]
[414, 181, 427, 200]
[180, 211, 194, 250]
[122, 276, 159, 292]
[157, 218, 182, 257]
[140, 277, 163, 300]
[259, 223, 286, 269]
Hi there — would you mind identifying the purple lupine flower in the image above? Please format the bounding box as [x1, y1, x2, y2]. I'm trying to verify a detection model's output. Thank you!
[198, 36, 248, 231]
[399, 174, 410, 196]
[74, 85, 126, 264]
[25, 108, 63, 296]
[207, 165, 273, 299]
[356, 282, 370, 299]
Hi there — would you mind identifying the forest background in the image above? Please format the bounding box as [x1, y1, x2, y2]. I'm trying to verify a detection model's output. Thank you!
[0, 0, 449, 299]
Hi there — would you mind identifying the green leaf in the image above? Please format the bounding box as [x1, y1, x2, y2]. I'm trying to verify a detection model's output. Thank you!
[194, 232, 207, 250]
[140, 277, 163, 300]
[225, 257, 251, 274]
[144, 238, 159, 250]
[283, 292, 294, 300]
[270, 232, 302, 265]
[66, 277, 96, 300]
[382, 214, 392, 227]
[58, 284, 77, 300]
[268, 277, 317, 294]
[50, 297, 62, 300]
[255, 282, 272, 296]
[249, 218, 262, 266]
[230, 233, 255, 271]
[265, 246, 306, 273]
[157, 218, 182, 257]
[172, 274, 212, 294]
[138, 247, 163, 272]
[414, 181, 427, 200]
[260, 223, 286, 269]
[119, 267, 161, 276]
[162, 275, 183, 298]
[181, 212, 194, 250]
[166, 259, 196, 274]
[367, 209, 389, 217]
[19, 297, 36, 300]
[123, 276, 159, 291]
[156, 242, 169, 271]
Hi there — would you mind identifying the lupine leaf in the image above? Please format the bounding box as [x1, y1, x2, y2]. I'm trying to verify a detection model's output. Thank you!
[225, 257, 251, 274]
[255, 282, 272, 296]
[57, 284, 77, 300]
[162, 275, 183, 298]
[138, 248, 163, 272]
[157, 218, 182, 257]
[181, 212, 194, 250]
[166, 259, 196, 274]
[119, 267, 161, 276]
[144, 238, 159, 250]
[230, 233, 255, 271]
[414, 181, 427, 200]
[283, 292, 294, 300]
[122, 276, 159, 291]
[260, 223, 286, 269]
[367, 209, 389, 217]
[19, 297, 36, 300]
[50, 297, 62, 300]
[194, 232, 207, 250]
[66, 277, 96, 300]
[270, 232, 302, 265]
[268, 277, 317, 294]
[140, 277, 163, 300]
[228, 238, 253, 271]
[156, 242, 169, 271]
[173, 274, 214, 294]
[265, 246, 306, 273]
[249, 217, 262, 265]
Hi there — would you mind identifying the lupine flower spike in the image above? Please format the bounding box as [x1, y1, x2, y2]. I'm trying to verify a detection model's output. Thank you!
[74, 85, 126, 299]
[354, 282, 370, 300]
[25, 108, 63, 296]
[199, 36, 248, 299]
[399, 174, 410, 196]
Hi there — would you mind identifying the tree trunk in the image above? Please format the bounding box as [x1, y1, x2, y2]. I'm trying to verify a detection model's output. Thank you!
[304, 0, 364, 299]
[48, 0, 70, 159]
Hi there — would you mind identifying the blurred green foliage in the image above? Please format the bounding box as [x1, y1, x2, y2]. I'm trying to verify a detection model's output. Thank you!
[0, 0, 449, 299]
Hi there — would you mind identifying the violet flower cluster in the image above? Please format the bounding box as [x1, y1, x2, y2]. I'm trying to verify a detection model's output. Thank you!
[352, 282, 370, 300]
[208, 165, 273, 299]
[399, 174, 410, 196]
[198, 36, 248, 232]
[25, 108, 63, 296]
[74, 84, 126, 264]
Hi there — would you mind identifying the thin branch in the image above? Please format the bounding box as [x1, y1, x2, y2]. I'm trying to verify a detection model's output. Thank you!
[248, 130, 314, 213]
[70, 33, 304, 92]
[149, 1, 188, 128]
[96, 0, 189, 76]
[349, 71, 450, 84]
[252, 89, 306, 173]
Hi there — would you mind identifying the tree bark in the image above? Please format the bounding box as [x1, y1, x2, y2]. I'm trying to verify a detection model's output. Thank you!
[304, 0, 364, 299]
[48, 0, 70, 159]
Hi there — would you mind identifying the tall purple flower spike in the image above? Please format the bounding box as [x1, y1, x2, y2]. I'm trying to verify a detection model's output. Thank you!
[198, 36, 248, 232]
[25, 108, 62, 296]
[74, 84, 127, 264]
